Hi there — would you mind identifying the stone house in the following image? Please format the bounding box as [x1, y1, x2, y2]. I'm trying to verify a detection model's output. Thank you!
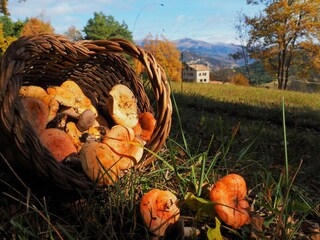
[182, 63, 210, 83]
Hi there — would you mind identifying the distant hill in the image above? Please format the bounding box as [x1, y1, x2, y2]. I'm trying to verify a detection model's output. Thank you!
[174, 38, 244, 70]
[134, 37, 245, 71]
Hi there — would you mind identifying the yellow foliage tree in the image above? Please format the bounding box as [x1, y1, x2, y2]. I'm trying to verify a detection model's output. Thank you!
[21, 17, 54, 36]
[141, 34, 182, 82]
[228, 72, 250, 86]
[245, 0, 320, 89]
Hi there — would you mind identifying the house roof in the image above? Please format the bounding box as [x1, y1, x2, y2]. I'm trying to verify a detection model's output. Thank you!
[186, 64, 209, 71]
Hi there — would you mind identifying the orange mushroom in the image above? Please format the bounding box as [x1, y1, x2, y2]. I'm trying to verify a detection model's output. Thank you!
[65, 122, 82, 151]
[210, 173, 250, 229]
[21, 97, 49, 135]
[79, 141, 120, 185]
[47, 86, 75, 107]
[40, 128, 77, 162]
[102, 125, 144, 170]
[60, 80, 98, 117]
[107, 84, 138, 128]
[19, 85, 59, 123]
[133, 112, 156, 141]
[140, 189, 180, 236]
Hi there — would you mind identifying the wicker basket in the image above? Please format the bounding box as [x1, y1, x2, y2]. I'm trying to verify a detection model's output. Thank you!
[0, 34, 172, 192]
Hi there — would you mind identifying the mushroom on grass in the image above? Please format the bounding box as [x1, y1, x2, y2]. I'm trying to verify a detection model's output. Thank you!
[140, 189, 180, 236]
[210, 173, 250, 229]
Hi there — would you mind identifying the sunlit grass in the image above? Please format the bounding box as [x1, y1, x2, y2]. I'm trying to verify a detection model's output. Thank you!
[171, 82, 320, 111]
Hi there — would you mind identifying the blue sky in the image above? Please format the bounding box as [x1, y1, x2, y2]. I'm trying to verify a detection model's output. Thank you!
[8, 0, 262, 44]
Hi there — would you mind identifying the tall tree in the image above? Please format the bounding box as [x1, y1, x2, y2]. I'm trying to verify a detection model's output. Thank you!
[245, 0, 320, 89]
[21, 17, 54, 36]
[64, 25, 82, 41]
[142, 34, 182, 82]
[83, 12, 132, 41]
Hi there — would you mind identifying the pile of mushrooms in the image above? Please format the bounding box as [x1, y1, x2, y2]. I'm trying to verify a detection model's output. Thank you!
[19, 81, 156, 185]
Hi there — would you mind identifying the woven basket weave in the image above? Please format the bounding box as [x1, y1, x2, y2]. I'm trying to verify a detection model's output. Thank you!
[0, 34, 172, 192]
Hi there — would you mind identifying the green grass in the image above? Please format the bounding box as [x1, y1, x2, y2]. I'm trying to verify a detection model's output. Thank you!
[172, 82, 320, 129]
[1, 82, 319, 239]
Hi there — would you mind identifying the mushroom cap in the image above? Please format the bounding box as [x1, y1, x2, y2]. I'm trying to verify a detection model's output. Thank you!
[47, 86, 75, 107]
[40, 128, 77, 162]
[115, 136, 145, 170]
[102, 125, 134, 152]
[102, 125, 144, 170]
[137, 112, 157, 141]
[210, 174, 250, 229]
[60, 80, 98, 117]
[107, 84, 138, 128]
[140, 189, 180, 236]
[79, 141, 120, 185]
[21, 97, 49, 135]
[19, 85, 59, 123]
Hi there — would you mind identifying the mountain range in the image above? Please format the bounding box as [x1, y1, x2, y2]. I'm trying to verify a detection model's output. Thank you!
[174, 38, 244, 70]
[135, 38, 244, 70]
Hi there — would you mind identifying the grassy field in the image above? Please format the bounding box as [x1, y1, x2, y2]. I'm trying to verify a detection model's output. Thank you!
[1, 82, 319, 239]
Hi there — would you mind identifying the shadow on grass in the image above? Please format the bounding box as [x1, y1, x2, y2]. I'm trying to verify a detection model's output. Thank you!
[169, 91, 320, 193]
[172, 92, 320, 131]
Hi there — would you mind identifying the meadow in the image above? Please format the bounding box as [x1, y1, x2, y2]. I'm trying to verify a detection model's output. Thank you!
[0, 82, 319, 239]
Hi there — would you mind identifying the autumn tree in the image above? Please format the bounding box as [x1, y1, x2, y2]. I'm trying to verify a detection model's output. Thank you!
[21, 17, 54, 36]
[64, 25, 82, 41]
[142, 34, 182, 82]
[244, 0, 320, 90]
[83, 12, 132, 41]
[228, 72, 250, 86]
